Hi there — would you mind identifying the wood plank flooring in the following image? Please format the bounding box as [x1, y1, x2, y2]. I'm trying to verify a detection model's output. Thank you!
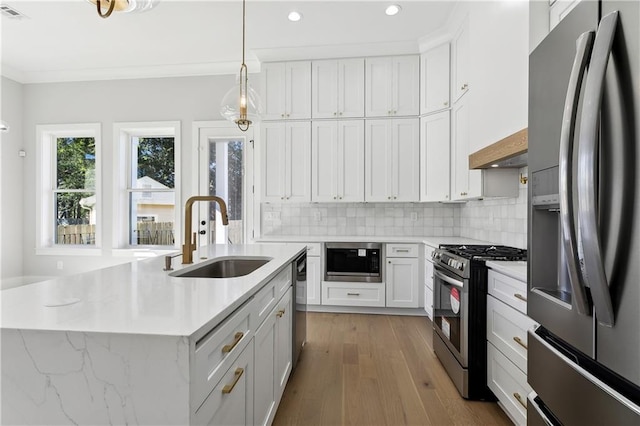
[274, 312, 512, 426]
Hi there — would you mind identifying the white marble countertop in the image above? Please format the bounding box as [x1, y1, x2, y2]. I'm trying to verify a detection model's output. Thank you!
[486, 260, 528, 282]
[1, 244, 305, 340]
[256, 235, 495, 248]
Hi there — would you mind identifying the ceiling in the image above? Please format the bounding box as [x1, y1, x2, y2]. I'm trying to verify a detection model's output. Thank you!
[0, 0, 457, 83]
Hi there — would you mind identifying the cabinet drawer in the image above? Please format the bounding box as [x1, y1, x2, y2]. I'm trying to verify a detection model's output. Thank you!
[193, 340, 254, 425]
[487, 295, 537, 373]
[194, 299, 254, 409]
[305, 243, 321, 257]
[272, 266, 292, 300]
[488, 269, 527, 314]
[387, 243, 419, 258]
[322, 282, 385, 307]
[487, 343, 531, 426]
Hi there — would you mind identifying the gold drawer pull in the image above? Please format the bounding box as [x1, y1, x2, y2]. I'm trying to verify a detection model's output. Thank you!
[514, 293, 528, 302]
[222, 332, 244, 353]
[276, 309, 286, 318]
[222, 368, 244, 394]
[513, 336, 528, 350]
[347, 292, 360, 296]
[513, 392, 527, 409]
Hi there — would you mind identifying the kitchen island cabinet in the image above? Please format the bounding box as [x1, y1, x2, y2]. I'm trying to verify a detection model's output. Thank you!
[1, 243, 304, 425]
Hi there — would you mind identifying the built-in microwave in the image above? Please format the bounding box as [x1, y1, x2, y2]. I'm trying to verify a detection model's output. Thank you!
[324, 242, 383, 282]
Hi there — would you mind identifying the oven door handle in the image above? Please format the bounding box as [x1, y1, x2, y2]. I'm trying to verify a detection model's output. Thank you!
[434, 269, 464, 289]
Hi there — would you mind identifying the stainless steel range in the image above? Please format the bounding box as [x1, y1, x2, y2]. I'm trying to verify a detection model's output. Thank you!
[432, 244, 527, 400]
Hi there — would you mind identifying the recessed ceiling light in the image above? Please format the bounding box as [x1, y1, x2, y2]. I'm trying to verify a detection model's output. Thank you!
[288, 11, 302, 22]
[385, 4, 401, 16]
[491, 164, 500, 168]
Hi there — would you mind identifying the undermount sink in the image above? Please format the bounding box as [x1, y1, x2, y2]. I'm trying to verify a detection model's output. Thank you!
[170, 256, 272, 279]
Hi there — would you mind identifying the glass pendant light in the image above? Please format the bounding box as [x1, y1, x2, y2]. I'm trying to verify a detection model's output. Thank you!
[220, 0, 262, 132]
[87, 0, 159, 19]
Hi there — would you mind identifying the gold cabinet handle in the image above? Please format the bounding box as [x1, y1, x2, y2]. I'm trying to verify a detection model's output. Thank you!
[347, 292, 360, 296]
[222, 331, 244, 353]
[513, 336, 528, 350]
[514, 293, 528, 302]
[222, 368, 244, 394]
[276, 309, 286, 318]
[513, 392, 526, 409]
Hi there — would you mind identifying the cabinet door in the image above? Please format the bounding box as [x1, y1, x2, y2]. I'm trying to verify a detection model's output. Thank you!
[386, 258, 419, 308]
[452, 21, 470, 103]
[193, 341, 254, 426]
[393, 119, 420, 202]
[392, 56, 420, 116]
[311, 60, 339, 119]
[425, 259, 434, 320]
[261, 123, 286, 202]
[311, 121, 338, 202]
[365, 57, 393, 117]
[285, 122, 311, 202]
[306, 256, 321, 305]
[364, 120, 392, 201]
[451, 97, 471, 200]
[337, 120, 365, 202]
[253, 313, 277, 426]
[286, 62, 312, 119]
[421, 44, 451, 115]
[262, 63, 287, 120]
[275, 288, 293, 404]
[338, 58, 365, 118]
[420, 111, 450, 202]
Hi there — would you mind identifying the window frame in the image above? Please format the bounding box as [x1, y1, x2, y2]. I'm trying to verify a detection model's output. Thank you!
[35, 123, 102, 255]
[113, 121, 181, 251]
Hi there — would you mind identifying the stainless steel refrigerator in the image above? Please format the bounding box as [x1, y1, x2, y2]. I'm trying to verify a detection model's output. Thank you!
[527, 0, 640, 424]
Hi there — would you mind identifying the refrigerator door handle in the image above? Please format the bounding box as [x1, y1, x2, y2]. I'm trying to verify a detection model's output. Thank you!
[559, 30, 594, 316]
[577, 11, 619, 327]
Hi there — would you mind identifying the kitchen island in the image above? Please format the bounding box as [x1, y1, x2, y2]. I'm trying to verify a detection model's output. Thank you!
[1, 243, 305, 425]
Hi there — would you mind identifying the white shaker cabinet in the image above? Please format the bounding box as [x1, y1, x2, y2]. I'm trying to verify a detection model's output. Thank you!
[450, 96, 480, 200]
[261, 121, 311, 203]
[311, 120, 365, 202]
[365, 56, 419, 117]
[386, 257, 420, 309]
[261, 61, 312, 120]
[312, 58, 365, 119]
[420, 43, 451, 115]
[452, 20, 470, 103]
[420, 111, 451, 202]
[424, 244, 436, 320]
[306, 250, 321, 306]
[365, 118, 419, 202]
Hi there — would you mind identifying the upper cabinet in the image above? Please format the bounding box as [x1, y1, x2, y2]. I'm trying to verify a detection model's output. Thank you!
[261, 62, 312, 120]
[420, 43, 451, 115]
[365, 56, 420, 118]
[312, 59, 365, 119]
[420, 111, 450, 202]
[451, 20, 470, 104]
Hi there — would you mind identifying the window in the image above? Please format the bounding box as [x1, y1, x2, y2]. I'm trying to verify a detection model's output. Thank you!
[114, 122, 181, 249]
[36, 123, 102, 252]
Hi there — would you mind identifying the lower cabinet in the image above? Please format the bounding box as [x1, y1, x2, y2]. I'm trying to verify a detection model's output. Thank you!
[386, 257, 419, 308]
[306, 255, 322, 305]
[424, 256, 434, 320]
[487, 343, 530, 426]
[322, 281, 385, 307]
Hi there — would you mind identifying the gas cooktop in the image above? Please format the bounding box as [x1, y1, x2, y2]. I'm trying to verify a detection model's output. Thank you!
[439, 244, 528, 261]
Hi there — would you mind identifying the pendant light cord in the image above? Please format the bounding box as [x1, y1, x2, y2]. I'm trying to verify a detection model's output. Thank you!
[242, 0, 246, 67]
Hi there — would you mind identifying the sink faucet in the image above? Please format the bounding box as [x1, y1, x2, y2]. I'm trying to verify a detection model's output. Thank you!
[182, 195, 229, 264]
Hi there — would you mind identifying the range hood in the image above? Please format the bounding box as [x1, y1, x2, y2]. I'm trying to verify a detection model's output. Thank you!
[469, 128, 528, 169]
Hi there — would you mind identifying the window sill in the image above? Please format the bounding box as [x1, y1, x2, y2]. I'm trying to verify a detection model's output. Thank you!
[35, 247, 103, 256]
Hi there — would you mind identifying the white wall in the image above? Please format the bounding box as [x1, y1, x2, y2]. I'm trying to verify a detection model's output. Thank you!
[19, 74, 253, 277]
[1, 77, 24, 279]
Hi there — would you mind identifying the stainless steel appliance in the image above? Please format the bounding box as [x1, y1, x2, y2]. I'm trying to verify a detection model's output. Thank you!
[292, 252, 306, 371]
[432, 244, 527, 400]
[324, 242, 382, 282]
[528, 1, 640, 423]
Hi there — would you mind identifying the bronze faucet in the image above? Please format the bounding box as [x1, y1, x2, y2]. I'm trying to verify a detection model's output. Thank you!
[182, 195, 229, 264]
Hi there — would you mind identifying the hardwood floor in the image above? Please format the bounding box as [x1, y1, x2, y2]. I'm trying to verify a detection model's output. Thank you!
[274, 312, 512, 426]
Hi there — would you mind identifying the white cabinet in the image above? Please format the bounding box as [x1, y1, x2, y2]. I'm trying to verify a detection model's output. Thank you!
[386, 243, 420, 308]
[365, 118, 419, 202]
[306, 254, 321, 306]
[420, 111, 451, 202]
[322, 281, 386, 307]
[487, 343, 531, 426]
[312, 58, 365, 119]
[452, 20, 470, 103]
[424, 244, 436, 320]
[311, 120, 365, 202]
[451, 95, 480, 200]
[261, 121, 311, 203]
[365, 56, 419, 117]
[261, 61, 312, 120]
[275, 288, 293, 402]
[420, 43, 450, 115]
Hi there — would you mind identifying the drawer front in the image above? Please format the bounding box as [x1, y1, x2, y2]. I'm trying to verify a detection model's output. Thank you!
[193, 340, 254, 425]
[273, 266, 292, 300]
[254, 279, 278, 330]
[194, 299, 254, 409]
[322, 282, 385, 307]
[487, 343, 531, 426]
[488, 269, 527, 313]
[487, 295, 537, 373]
[386, 243, 419, 258]
[305, 243, 322, 257]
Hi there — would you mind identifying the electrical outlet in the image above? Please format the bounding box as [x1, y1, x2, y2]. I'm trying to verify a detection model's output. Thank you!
[56, 261, 63, 270]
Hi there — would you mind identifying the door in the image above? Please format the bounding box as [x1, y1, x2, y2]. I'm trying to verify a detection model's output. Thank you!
[365, 57, 393, 117]
[393, 118, 420, 202]
[421, 44, 451, 115]
[451, 98, 470, 199]
[392, 56, 420, 116]
[337, 120, 365, 202]
[311, 121, 338, 202]
[338, 58, 365, 118]
[433, 267, 468, 366]
[365, 120, 392, 201]
[198, 122, 255, 245]
[285, 122, 311, 203]
[386, 258, 419, 308]
[311, 60, 339, 119]
[420, 111, 450, 202]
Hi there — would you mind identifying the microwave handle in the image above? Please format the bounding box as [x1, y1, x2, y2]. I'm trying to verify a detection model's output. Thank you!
[433, 269, 464, 289]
